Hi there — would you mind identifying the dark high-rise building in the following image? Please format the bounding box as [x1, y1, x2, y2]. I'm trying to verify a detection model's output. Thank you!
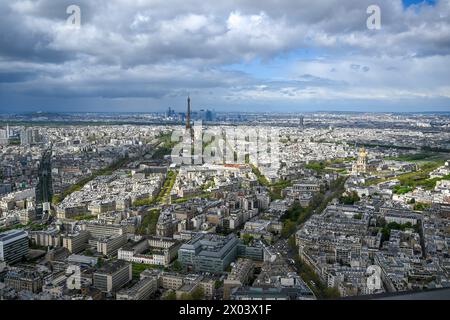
[35, 149, 53, 219]
[186, 95, 191, 129]
[166, 107, 175, 118]
[197, 109, 215, 122]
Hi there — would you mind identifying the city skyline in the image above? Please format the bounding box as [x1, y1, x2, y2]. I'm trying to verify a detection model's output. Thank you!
[1, 112, 449, 302]
[1, 0, 450, 113]
[2, 0, 450, 308]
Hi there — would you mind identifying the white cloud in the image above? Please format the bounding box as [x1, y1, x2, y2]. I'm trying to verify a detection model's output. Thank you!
[0, 0, 449, 111]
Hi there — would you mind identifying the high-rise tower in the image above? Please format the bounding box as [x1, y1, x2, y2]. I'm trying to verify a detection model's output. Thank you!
[186, 95, 191, 130]
[35, 148, 53, 220]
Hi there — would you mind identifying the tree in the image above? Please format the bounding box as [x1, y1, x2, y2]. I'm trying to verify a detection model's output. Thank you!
[172, 259, 183, 272]
[353, 213, 363, 220]
[414, 202, 430, 211]
[323, 287, 341, 299]
[191, 286, 205, 300]
[163, 291, 176, 300]
[305, 162, 325, 171]
[214, 280, 223, 290]
[377, 217, 387, 227]
[179, 293, 193, 300]
[288, 235, 297, 251]
[339, 191, 360, 205]
[242, 234, 254, 245]
[97, 258, 104, 268]
[281, 220, 297, 238]
[52, 194, 62, 204]
[381, 227, 391, 241]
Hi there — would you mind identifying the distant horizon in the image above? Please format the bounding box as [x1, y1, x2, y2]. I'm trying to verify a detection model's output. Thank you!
[1, 109, 450, 115]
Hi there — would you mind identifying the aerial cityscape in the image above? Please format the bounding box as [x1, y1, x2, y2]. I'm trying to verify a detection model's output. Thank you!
[0, 0, 449, 305]
[1, 105, 449, 301]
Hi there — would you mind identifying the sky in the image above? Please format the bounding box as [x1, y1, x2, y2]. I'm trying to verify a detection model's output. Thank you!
[0, 0, 449, 113]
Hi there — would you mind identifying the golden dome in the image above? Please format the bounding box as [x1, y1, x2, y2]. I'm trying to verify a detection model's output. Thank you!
[358, 147, 368, 159]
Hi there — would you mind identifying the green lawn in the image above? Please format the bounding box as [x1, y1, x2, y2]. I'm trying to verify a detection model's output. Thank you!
[251, 164, 270, 186]
[131, 262, 164, 279]
[250, 164, 294, 200]
[367, 161, 446, 189]
[132, 170, 178, 207]
[304, 157, 355, 173]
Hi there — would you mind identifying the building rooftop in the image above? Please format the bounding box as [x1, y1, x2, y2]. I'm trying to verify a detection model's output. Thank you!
[95, 260, 129, 275]
[0, 229, 28, 242]
[180, 233, 239, 259]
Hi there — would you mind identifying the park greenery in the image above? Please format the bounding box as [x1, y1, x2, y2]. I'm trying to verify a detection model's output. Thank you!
[171, 259, 183, 272]
[339, 191, 360, 205]
[251, 164, 270, 186]
[53, 132, 177, 205]
[251, 164, 293, 200]
[353, 213, 363, 220]
[158, 170, 177, 204]
[162, 287, 205, 300]
[280, 176, 347, 238]
[131, 262, 164, 279]
[378, 220, 420, 242]
[269, 180, 293, 200]
[214, 280, 224, 289]
[132, 170, 178, 207]
[393, 185, 414, 194]
[137, 209, 161, 235]
[201, 180, 215, 191]
[132, 197, 154, 207]
[151, 131, 178, 160]
[413, 202, 431, 211]
[241, 234, 254, 245]
[0, 221, 47, 233]
[162, 291, 177, 300]
[305, 162, 326, 171]
[52, 155, 130, 204]
[191, 286, 205, 300]
[304, 157, 356, 173]
[367, 160, 448, 190]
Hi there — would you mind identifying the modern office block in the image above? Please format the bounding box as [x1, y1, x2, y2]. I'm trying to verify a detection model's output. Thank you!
[0, 230, 29, 264]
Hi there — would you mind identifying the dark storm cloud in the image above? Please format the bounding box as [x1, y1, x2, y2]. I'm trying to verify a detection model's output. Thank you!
[0, 71, 37, 83]
[0, 0, 449, 111]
